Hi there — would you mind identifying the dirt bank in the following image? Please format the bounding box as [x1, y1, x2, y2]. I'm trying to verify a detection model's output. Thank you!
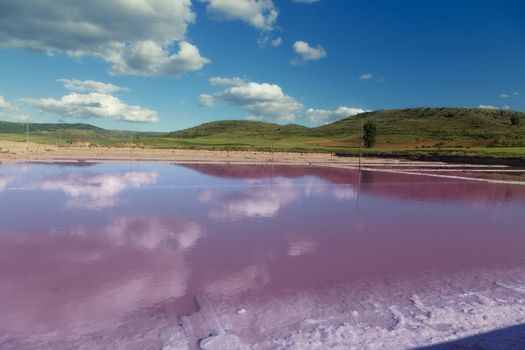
[2, 140, 525, 184]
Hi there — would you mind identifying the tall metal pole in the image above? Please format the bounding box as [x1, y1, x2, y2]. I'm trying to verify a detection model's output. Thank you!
[358, 119, 363, 171]
[271, 129, 275, 163]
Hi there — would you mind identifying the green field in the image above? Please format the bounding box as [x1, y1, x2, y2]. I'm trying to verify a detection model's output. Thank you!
[2, 108, 525, 164]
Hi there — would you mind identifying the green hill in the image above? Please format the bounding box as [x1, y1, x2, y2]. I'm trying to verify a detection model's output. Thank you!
[166, 108, 525, 148]
[312, 108, 525, 146]
[0, 120, 105, 134]
[1, 108, 525, 162]
[169, 120, 310, 138]
[0, 120, 141, 145]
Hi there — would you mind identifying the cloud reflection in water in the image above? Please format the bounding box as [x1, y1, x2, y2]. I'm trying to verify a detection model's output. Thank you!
[0, 214, 204, 342]
[34, 170, 158, 209]
[201, 178, 357, 221]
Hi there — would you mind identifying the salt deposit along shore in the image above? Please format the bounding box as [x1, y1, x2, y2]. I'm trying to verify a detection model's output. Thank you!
[179, 265, 525, 350]
[1, 140, 525, 184]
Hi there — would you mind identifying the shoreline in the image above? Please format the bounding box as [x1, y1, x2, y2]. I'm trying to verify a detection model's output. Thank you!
[2, 140, 525, 184]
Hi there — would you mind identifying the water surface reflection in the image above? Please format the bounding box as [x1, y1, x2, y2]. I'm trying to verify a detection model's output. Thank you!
[0, 162, 524, 348]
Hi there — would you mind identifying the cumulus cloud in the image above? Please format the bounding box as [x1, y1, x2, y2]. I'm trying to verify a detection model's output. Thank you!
[479, 105, 499, 110]
[217, 81, 303, 122]
[57, 79, 128, 94]
[359, 73, 373, 80]
[199, 93, 215, 107]
[24, 80, 159, 123]
[202, 77, 367, 123]
[0, 95, 14, 111]
[0, 95, 27, 121]
[209, 76, 247, 86]
[305, 106, 367, 124]
[204, 0, 279, 31]
[25, 93, 159, 123]
[16, 115, 30, 122]
[108, 40, 210, 77]
[291, 40, 326, 64]
[0, 1, 209, 77]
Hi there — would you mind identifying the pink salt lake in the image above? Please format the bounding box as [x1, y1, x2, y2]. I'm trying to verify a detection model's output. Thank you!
[0, 162, 524, 349]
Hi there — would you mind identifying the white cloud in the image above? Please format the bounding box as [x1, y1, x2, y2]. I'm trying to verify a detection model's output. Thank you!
[217, 80, 303, 122]
[500, 93, 509, 98]
[257, 34, 283, 48]
[57, 79, 128, 94]
[199, 93, 215, 107]
[291, 40, 326, 64]
[0, 95, 13, 111]
[0, 1, 209, 77]
[108, 40, 210, 77]
[209, 76, 247, 86]
[0, 95, 26, 121]
[293, 0, 320, 3]
[204, 0, 279, 31]
[359, 73, 373, 80]
[16, 115, 30, 122]
[514, 92, 520, 96]
[503, 104, 510, 110]
[271, 37, 283, 47]
[23, 79, 158, 123]
[478, 105, 499, 110]
[203, 77, 367, 123]
[24, 92, 159, 123]
[305, 106, 366, 124]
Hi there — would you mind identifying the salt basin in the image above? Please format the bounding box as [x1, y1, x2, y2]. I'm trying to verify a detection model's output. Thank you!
[0, 162, 524, 349]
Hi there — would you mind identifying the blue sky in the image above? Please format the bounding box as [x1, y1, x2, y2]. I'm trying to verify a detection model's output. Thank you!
[0, 0, 524, 132]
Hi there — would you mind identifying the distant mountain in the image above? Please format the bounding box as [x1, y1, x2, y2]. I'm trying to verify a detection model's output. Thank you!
[0, 120, 105, 134]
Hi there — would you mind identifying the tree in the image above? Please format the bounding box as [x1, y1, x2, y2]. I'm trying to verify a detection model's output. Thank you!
[363, 122, 377, 148]
[510, 116, 520, 126]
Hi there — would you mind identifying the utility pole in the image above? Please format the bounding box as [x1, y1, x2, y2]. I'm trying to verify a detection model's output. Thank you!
[358, 118, 363, 171]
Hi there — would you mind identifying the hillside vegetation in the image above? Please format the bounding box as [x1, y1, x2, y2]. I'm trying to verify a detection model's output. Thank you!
[312, 108, 525, 147]
[169, 120, 310, 138]
[1, 108, 525, 162]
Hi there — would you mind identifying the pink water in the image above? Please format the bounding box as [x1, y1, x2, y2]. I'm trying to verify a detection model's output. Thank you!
[0, 162, 524, 349]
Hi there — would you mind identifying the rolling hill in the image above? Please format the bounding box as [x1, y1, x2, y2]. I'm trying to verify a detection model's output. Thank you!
[312, 108, 525, 146]
[1, 108, 525, 161]
[168, 120, 310, 138]
[166, 108, 525, 149]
